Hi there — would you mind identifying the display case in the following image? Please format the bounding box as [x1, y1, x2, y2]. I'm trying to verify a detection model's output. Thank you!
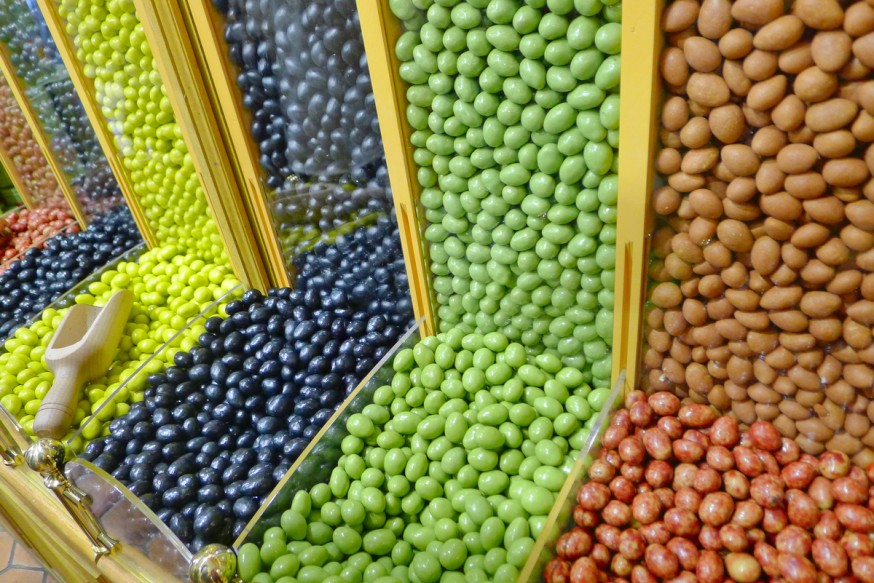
[0, 324, 195, 582]
[0, 0, 128, 223]
[0, 0, 871, 581]
[0, 0, 635, 580]
[35, 0, 292, 292]
[0, 0, 416, 568]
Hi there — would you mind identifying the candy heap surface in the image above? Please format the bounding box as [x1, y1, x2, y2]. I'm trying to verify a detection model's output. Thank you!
[546, 390, 874, 582]
[0, 241, 241, 440]
[81, 216, 413, 550]
[0, 205, 140, 338]
[0, 206, 77, 265]
[58, 0, 226, 260]
[235, 325, 613, 582]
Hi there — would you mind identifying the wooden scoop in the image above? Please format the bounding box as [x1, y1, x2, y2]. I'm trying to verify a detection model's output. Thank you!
[33, 290, 134, 439]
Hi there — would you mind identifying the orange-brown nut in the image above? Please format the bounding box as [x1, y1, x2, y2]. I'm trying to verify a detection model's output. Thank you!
[811, 30, 854, 72]
[731, 0, 783, 26]
[793, 0, 844, 30]
[687, 73, 731, 107]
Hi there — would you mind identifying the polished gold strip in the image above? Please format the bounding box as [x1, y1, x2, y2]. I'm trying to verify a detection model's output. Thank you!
[359, 0, 437, 336]
[612, 0, 662, 390]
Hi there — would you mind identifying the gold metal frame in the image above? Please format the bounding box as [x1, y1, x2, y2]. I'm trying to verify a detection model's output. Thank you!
[613, 0, 662, 391]
[359, 0, 437, 336]
[33, 0, 158, 247]
[25, 439, 120, 562]
[0, 452, 182, 582]
[133, 0, 288, 292]
[0, 43, 88, 227]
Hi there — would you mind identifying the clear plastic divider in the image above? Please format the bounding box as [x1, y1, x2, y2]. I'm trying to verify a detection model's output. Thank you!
[236, 318, 424, 547]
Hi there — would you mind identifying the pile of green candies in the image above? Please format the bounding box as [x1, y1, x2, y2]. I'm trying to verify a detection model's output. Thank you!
[0, 244, 241, 446]
[391, 0, 622, 390]
[237, 329, 614, 583]
[57, 0, 226, 262]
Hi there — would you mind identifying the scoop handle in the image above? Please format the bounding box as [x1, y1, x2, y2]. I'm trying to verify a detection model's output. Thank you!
[33, 373, 80, 440]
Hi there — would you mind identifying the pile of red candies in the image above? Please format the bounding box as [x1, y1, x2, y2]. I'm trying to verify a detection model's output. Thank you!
[0, 206, 76, 264]
[545, 390, 874, 583]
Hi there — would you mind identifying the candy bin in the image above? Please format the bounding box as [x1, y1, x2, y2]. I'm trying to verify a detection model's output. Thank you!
[39, 0, 238, 261]
[3, 274, 233, 581]
[149, 0, 401, 286]
[0, 73, 81, 259]
[540, 387, 874, 582]
[367, 0, 626, 392]
[643, 0, 874, 467]
[0, 0, 128, 219]
[230, 327, 621, 583]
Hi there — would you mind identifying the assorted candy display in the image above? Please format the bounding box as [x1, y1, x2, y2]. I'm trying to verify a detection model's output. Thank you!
[1, 0, 874, 581]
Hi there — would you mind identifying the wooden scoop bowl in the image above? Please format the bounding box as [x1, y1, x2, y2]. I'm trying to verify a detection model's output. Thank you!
[33, 290, 134, 439]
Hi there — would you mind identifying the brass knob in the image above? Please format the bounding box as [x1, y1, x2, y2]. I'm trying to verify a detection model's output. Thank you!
[24, 438, 66, 478]
[189, 544, 239, 583]
[24, 438, 119, 561]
